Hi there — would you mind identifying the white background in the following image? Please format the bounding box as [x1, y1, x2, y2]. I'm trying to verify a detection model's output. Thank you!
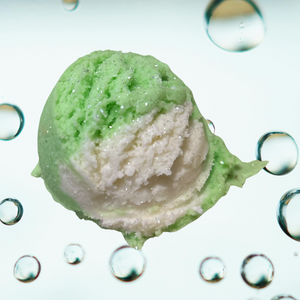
[0, 0, 300, 299]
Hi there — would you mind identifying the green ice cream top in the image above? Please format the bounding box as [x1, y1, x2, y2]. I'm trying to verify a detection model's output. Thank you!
[33, 50, 267, 249]
[53, 50, 195, 155]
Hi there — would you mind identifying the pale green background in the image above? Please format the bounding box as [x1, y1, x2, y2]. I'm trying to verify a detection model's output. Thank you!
[0, 0, 299, 299]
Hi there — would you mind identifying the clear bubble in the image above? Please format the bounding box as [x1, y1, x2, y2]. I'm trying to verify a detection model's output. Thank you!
[271, 296, 297, 300]
[14, 255, 41, 283]
[0, 104, 24, 141]
[110, 245, 146, 282]
[0, 198, 23, 225]
[64, 244, 85, 265]
[256, 132, 298, 175]
[241, 254, 274, 289]
[277, 188, 300, 242]
[206, 119, 215, 134]
[62, 0, 78, 11]
[205, 0, 266, 52]
[199, 257, 226, 283]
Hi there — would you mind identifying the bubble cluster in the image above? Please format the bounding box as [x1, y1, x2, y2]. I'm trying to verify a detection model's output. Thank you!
[199, 257, 226, 283]
[110, 246, 146, 282]
[205, 0, 266, 52]
[64, 244, 85, 265]
[256, 132, 298, 175]
[0, 104, 24, 141]
[0, 198, 23, 225]
[62, 0, 78, 11]
[277, 188, 300, 241]
[241, 254, 274, 289]
[14, 255, 41, 283]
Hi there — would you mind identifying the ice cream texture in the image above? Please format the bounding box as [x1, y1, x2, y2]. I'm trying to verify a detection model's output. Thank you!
[32, 50, 266, 249]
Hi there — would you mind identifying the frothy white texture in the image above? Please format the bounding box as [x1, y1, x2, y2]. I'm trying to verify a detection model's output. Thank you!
[59, 101, 211, 237]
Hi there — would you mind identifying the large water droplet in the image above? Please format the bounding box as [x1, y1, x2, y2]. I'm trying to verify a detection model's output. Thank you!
[256, 132, 298, 175]
[62, 0, 78, 11]
[206, 119, 215, 134]
[199, 257, 226, 283]
[110, 246, 146, 282]
[277, 188, 300, 242]
[14, 256, 41, 283]
[0, 198, 23, 225]
[271, 296, 297, 300]
[205, 0, 266, 52]
[64, 244, 85, 265]
[241, 254, 274, 289]
[0, 104, 24, 141]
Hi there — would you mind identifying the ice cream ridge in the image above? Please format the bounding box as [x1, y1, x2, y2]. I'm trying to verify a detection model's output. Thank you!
[32, 50, 266, 249]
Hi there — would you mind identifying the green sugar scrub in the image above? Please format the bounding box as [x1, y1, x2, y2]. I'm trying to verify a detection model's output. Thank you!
[32, 50, 266, 249]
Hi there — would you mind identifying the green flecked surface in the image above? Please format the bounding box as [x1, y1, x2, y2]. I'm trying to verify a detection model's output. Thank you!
[54, 50, 194, 156]
[34, 50, 267, 250]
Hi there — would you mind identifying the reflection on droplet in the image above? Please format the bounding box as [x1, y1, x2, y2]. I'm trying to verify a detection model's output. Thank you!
[199, 257, 226, 283]
[14, 256, 41, 283]
[256, 132, 298, 175]
[271, 295, 297, 300]
[241, 254, 274, 289]
[277, 188, 300, 242]
[206, 119, 215, 134]
[110, 246, 146, 282]
[62, 0, 78, 11]
[0, 104, 24, 141]
[64, 244, 85, 265]
[0, 198, 23, 225]
[205, 0, 266, 52]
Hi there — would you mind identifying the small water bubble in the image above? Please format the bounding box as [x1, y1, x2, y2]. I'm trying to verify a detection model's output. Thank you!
[256, 132, 298, 175]
[199, 257, 226, 283]
[277, 188, 300, 241]
[294, 252, 298, 256]
[271, 296, 297, 300]
[241, 254, 274, 289]
[206, 119, 215, 134]
[14, 256, 41, 283]
[64, 244, 85, 265]
[62, 0, 78, 11]
[0, 198, 23, 225]
[205, 0, 266, 52]
[0, 104, 24, 141]
[110, 245, 146, 282]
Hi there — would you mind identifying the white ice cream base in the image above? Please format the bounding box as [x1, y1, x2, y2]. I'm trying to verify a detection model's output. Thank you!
[59, 101, 212, 237]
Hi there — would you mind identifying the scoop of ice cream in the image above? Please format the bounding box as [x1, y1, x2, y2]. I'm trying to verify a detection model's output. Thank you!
[32, 50, 266, 249]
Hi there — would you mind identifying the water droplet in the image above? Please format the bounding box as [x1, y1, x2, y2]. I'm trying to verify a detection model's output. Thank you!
[110, 246, 146, 282]
[199, 257, 226, 283]
[241, 254, 274, 289]
[206, 119, 215, 134]
[64, 244, 85, 265]
[271, 296, 297, 300]
[0, 198, 23, 225]
[294, 252, 298, 256]
[256, 132, 298, 175]
[62, 0, 78, 11]
[277, 188, 300, 241]
[0, 104, 24, 141]
[205, 0, 266, 51]
[14, 256, 41, 283]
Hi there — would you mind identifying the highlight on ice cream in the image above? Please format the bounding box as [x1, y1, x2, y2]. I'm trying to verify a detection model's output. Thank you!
[32, 50, 266, 249]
